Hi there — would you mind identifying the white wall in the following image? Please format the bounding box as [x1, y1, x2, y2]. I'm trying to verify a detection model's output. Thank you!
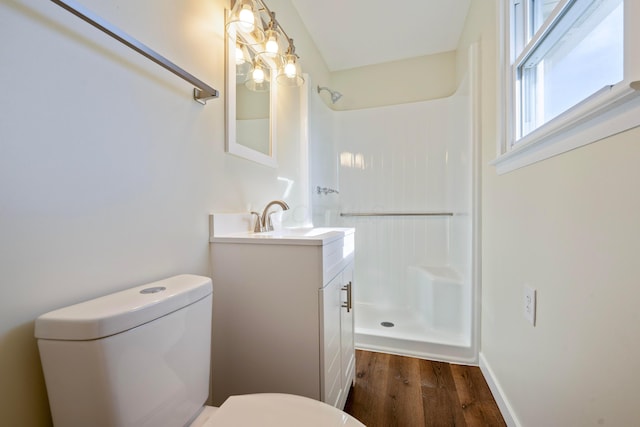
[0, 0, 328, 425]
[458, 1, 640, 426]
[329, 51, 458, 111]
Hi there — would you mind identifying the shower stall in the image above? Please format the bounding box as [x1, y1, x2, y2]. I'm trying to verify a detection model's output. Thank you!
[309, 47, 479, 364]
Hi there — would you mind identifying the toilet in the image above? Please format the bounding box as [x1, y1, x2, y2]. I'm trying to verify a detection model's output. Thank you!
[35, 274, 364, 427]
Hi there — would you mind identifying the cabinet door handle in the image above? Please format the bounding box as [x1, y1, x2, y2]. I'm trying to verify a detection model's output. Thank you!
[341, 281, 352, 312]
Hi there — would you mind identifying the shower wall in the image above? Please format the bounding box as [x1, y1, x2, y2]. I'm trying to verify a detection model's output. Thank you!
[308, 77, 340, 226]
[335, 94, 470, 309]
[308, 73, 475, 362]
[447, 84, 473, 280]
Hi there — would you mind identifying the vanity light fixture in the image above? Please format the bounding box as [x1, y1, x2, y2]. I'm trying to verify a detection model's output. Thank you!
[227, 0, 304, 90]
[252, 64, 265, 83]
[263, 16, 282, 58]
[235, 44, 246, 65]
[245, 59, 270, 92]
[277, 40, 303, 87]
[235, 43, 252, 80]
[226, 0, 266, 45]
[254, 14, 285, 63]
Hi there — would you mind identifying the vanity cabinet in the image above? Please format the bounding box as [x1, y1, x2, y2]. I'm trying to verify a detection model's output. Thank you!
[210, 227, 355, 409]
[320, 262, 355, 408]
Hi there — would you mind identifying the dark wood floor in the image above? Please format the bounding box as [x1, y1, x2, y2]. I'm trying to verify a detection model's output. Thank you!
[344, 350, 506, 427]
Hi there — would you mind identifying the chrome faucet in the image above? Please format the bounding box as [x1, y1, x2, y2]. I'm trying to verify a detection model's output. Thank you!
[260, 200, 290, 232]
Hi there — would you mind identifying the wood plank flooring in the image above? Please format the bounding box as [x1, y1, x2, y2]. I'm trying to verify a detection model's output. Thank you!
[344, 350, 506, 427]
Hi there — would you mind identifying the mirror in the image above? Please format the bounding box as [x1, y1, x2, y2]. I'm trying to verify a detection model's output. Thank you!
[225, 30, 278, 167]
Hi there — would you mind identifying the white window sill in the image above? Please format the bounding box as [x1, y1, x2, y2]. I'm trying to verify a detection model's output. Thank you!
[492, 80, 640, 175]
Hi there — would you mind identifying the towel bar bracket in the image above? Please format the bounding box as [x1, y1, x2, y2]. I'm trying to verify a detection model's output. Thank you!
[193, 88, 218, 105]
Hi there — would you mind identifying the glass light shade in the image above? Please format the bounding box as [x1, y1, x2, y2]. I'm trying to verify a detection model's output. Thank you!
[265, 30, 280, 56]
[284, 61, 296, 78]
[276, 54, 304, 87]
[236, 60, 251, 81]
[234, 43, 251, 81]
[245, 61, 271, 92]
[238, 5, 255, 32]
[235, 44, 246, 65]
[253, 66, 265, 83]
[255, 28, 284, 65]
[226, 0, 265, 46]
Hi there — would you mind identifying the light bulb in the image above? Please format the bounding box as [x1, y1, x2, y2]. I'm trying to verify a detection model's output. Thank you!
[235, 46, 245, 64]
[238, 5, 255, 32]
[265, 31, 279, 56]
[265, 35, 278, 55]
[253, 66, 265, 83]
[284, 61, 296, 78]
[276, 51, 304, 86]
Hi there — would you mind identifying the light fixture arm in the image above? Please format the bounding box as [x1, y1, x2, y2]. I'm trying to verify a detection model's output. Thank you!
[255, 0, 292, 45]
[285, 38, 298, 56]
[266, 11, 277, 30]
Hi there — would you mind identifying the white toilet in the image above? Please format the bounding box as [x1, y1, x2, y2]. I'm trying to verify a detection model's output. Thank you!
[35, 274, 364, 427]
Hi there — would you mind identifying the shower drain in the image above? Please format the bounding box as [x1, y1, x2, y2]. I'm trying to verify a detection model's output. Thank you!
[380, 321, 395, 328]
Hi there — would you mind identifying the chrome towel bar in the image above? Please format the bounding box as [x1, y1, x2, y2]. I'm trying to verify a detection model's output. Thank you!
[51, 0, 219, 104]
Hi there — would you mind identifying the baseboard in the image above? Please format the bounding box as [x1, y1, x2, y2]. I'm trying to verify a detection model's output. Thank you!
[478, 352, 520, 427]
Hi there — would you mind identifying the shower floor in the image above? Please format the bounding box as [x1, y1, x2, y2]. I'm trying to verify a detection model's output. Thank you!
[354, 302, 472, 362]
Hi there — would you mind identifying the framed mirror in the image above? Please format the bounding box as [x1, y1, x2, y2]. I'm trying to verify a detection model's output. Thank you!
[225, 30, 278, 167]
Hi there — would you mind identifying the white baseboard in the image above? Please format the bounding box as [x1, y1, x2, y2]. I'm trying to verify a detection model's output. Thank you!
[479, 352, 520, 427]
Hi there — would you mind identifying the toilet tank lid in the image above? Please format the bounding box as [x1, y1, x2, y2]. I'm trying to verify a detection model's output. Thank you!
[34, 274, 212, 341]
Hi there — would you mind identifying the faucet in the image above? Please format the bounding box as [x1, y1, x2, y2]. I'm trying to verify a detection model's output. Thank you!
[260, 200, 290, 232]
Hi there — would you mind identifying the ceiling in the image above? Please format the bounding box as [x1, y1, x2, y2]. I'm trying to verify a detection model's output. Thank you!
[290, 0, 471, 71]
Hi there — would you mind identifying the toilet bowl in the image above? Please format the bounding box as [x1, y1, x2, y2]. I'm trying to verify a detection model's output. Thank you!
[35, 274, 364, 427]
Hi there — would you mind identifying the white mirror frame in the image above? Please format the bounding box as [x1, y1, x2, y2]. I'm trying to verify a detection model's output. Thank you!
[225, 29, 278, 168]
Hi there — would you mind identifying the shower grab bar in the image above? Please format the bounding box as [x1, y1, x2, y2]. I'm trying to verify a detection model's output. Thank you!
[340, 212, 453, 217]
[51, 0, 219, 105]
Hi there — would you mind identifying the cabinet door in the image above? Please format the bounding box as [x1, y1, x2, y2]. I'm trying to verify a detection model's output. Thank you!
[340, 262, 355, 394]
[321, 273, 343, 408]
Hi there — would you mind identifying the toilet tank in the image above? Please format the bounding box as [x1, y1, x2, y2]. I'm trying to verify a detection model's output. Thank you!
[35, 274, 213, 427]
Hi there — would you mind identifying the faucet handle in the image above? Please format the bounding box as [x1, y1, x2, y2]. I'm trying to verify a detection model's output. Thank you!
[266, 211, 281, 231]
[250, 211, 263, 233]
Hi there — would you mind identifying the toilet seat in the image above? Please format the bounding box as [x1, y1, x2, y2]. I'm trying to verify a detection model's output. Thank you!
[198, 393, 365, 426]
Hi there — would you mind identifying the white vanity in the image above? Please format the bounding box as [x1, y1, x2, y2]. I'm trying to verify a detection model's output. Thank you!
[208, 214, 356, 410]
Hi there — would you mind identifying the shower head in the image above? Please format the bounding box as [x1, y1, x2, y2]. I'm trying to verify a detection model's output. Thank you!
[317, 85, 343, 104]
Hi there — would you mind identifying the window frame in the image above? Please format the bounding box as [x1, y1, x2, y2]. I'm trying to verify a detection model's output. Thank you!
[493, 0, 640, 174]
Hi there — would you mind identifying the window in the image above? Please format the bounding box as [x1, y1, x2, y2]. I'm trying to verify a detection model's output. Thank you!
[494, 0, 640, 174]
[516, 0, 623, 138]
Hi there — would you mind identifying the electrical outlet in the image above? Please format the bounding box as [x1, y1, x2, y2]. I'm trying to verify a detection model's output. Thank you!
[524, 286, 536, 326]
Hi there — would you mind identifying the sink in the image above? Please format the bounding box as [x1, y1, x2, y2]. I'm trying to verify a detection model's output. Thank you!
[257, 228, 335, 237]
[209, 214, 353, 246]
[240, 227, 349, 243]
